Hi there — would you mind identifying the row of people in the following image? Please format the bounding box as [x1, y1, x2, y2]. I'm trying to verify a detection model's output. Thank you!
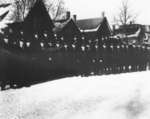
[50, 52, 149, 76]
[0, 34, 148, 52]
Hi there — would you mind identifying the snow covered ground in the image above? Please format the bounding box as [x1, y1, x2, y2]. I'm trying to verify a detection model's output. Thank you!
[0, 71, 150, 119]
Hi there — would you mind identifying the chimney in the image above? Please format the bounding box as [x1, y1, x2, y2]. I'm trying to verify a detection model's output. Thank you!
[130, 21, 133, 25]
[73, 15, 77, 22]
[112, 25, 116, 31]
[101, 11, 105, 18]
[66, 11, 71, 20]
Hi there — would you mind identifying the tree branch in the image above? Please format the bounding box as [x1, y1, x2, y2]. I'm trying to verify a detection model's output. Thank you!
[113, 0, 137, 25]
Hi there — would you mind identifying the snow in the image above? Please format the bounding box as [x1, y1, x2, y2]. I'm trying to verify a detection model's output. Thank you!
[0, 21, 8, 32]
[1, 71, 150, 119]
[0, 7, 9, 17]
[0, 20, 13, 32]
[80, 27, 98, 32]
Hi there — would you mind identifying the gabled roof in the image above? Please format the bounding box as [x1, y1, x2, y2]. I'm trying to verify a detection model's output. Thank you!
[53, 19, 80, 33]
[53, 19, 70, 32]
[127, 28, 142, 38]
[24, 0, 54, 31]
[76, 17, 103, 30]
[114, 24, 143, 35]
[114, 24, 145, 40]
[76, 17, 111, 33]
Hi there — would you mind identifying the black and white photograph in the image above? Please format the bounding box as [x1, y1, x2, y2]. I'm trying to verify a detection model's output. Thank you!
[0, 0, 150, 118]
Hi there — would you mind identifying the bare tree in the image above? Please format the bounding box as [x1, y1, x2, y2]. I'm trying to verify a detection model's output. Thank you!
[113, 0, 137, 25]
[13, 0, 66, 21]
[13, 0, 36, 21]
[0, 3, 10, 8]
[45, 0, 67, 20]
[0, 2, 10, 21]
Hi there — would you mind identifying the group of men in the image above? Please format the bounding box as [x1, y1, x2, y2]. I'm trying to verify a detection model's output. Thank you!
[0, 28, 150, 90]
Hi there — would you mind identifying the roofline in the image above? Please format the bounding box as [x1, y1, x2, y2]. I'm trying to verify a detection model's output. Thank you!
[55, 18, 81, 33]
[97, 17, 112, 33]
[77, 16, 112, 33]
[80, 28, 98, 33]
[77, 17, 102, 21]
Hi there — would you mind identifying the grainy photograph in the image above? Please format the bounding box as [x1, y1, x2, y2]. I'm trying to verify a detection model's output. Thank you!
[0, 0, 150, 119]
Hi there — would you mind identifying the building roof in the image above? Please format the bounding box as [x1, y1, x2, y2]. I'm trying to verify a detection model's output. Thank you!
[113, 24, 145, 41]
[24, 0, 54, 31]
[76, 17, 105, 31]
[126, 28, 142, 38]
[114, 24, 142, 35]
[53, 19, 80, 33]
[142, 25, 150, 33]
[53, 19, 70, 32]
